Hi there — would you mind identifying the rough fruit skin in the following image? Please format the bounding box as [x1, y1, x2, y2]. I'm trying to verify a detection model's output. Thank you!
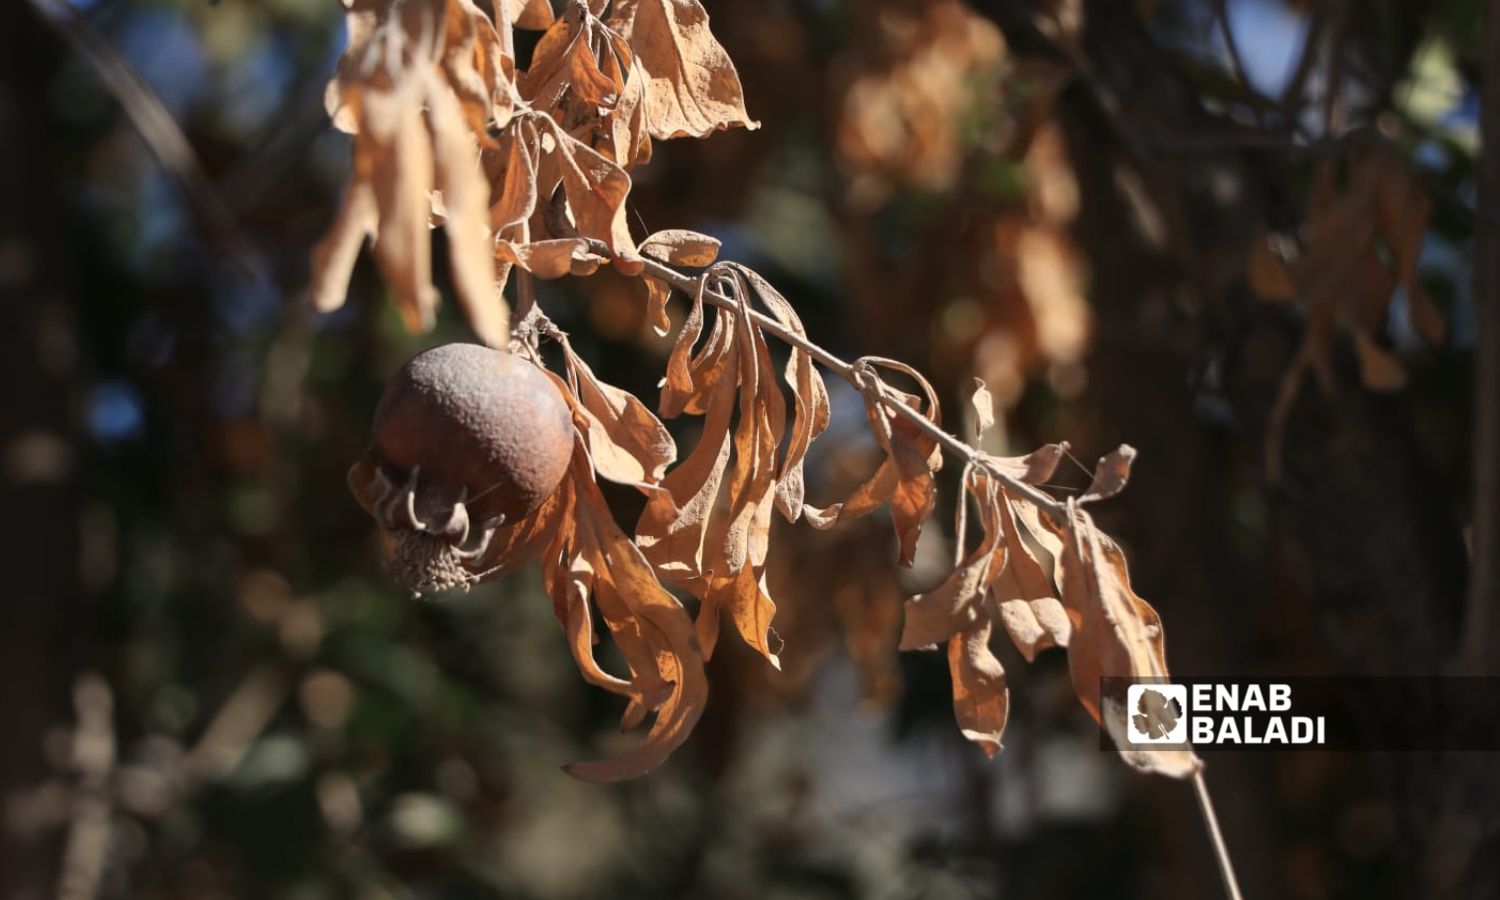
[372, 343, 573, 524]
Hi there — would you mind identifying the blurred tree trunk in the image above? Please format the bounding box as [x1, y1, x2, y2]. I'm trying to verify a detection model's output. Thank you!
[1463, 0, 1500, 674]
[0, 5, 83, 897]
[972, 0, 1483, 896]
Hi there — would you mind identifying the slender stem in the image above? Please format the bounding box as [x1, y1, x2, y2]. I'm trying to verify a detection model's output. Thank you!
[1212, 0, 1261, 124]
[26, 0, 268, 283]
[635, 257, 1068, 521]
[1192, 772, 1246, 900]
[496, 0, 514, 60]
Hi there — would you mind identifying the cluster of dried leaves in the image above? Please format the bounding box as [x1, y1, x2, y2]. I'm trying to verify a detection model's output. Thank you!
[1248, 137, 1448, 479]
[834, 0, 1090, 418]
[313, 0, 1195, 781]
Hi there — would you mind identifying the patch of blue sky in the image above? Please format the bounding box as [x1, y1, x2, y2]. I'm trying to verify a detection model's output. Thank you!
[214, 35, 297, 139]
[113, 9, 208, 118]
[1224, 0, 1311, 98]
[88, 379, 146, 444]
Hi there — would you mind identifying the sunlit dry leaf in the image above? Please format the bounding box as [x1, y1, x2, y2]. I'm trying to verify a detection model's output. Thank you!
[970, 378, 996, 439]
[427, 72, 504, 346]
[607, 0, 759, 139]
[510, 0, 556, 29]
[982, 442, 1066, 486]
[640, 229, 722, 267]
[991, 497, 1069, 660]
[313, 0, 510, 345]
[561, 340, 677, 484]
[948, 619, 1008, 756]
[550, 446, 708, 782]
[636, 284, 738, 584]
[1046, 501, 1199, 778]
[532, 116, 643, 271]
[899, 470, 1006, 650]
[522, 3, 625, 114]
[309, 182, 377, 313]
[495, 237, 603, 278]
[643, 277, 672, 335]
[730, 266, 830, 521]
[1080, 444, 1135, 504]
[804, 368, 940, 566]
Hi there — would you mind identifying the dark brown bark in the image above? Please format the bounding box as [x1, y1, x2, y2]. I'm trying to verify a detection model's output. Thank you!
[0, 5, 83, 896]
[1461, 0, 1500, 676]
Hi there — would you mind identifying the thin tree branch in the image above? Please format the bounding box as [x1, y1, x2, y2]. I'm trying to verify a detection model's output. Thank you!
[1212, 0, 1261, 124]
[1193, 771, 1246, 900]
[25, 0, 270, 284]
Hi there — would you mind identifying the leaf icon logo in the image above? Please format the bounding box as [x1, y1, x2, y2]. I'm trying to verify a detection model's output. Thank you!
[1132, 688, 1183, 740]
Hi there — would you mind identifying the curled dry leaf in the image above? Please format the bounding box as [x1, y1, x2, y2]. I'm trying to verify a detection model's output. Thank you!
[991, 496, 1070, 662]
[970, 377, 996, 440]
[893, 452, 1063, 755]
[1042, 501, 1200, 778]
[894, 444, 1190, 773]
[607, 0, 759, 140]
[635, 265, 829, 664]
[1080, 444, 1135, 504]
[313, 0, 510, 347]
[552, 445, 708, 782]
[899, 467, 1009, 651]
[413, 364, 704, 781]
[640, 229, 722, 267]
[521, 2, 652, 168]
[560, 338, 677, 485]
[948, 619, 1008, 756]
[803, 360, 940, 567]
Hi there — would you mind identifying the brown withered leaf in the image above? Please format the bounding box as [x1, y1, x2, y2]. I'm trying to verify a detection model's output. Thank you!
[313, 0, 509, 346]
[643, 277, 673, 336]
[640, 229, 722, 267]
[636, 279, 738, 585]
[607, 0, 759, 140]
[970, 378, 996, 440]
[509, 0, 556, 29]
[948, 619, 1009, 756]
[982, 442, 1066, 487]
[1080, 444, 1135, 504]
[442, 0, 517, 140]
[531, 115, 643, 272]
[547, 444, 708, 782]
[990, 494, 1070, 662]
[520, 3, 652, 168]
[804, 361, 940, 567]
[634, 266, 827, 665]
[691, 286, 785, 662]
[560, 338, 677, 485]
[729, 265, 830, 521]
[1262, 139, 1447, 478]
[899, 467, 1007, 651]
[495, 237, 603, 278]
[1045, 501, 1200, 778]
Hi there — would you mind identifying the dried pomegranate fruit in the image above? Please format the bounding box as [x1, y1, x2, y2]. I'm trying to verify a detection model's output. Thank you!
[348, 343, 573, 594]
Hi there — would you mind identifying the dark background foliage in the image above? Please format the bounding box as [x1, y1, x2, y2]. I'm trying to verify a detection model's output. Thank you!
[1, 0, 1493, 898]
